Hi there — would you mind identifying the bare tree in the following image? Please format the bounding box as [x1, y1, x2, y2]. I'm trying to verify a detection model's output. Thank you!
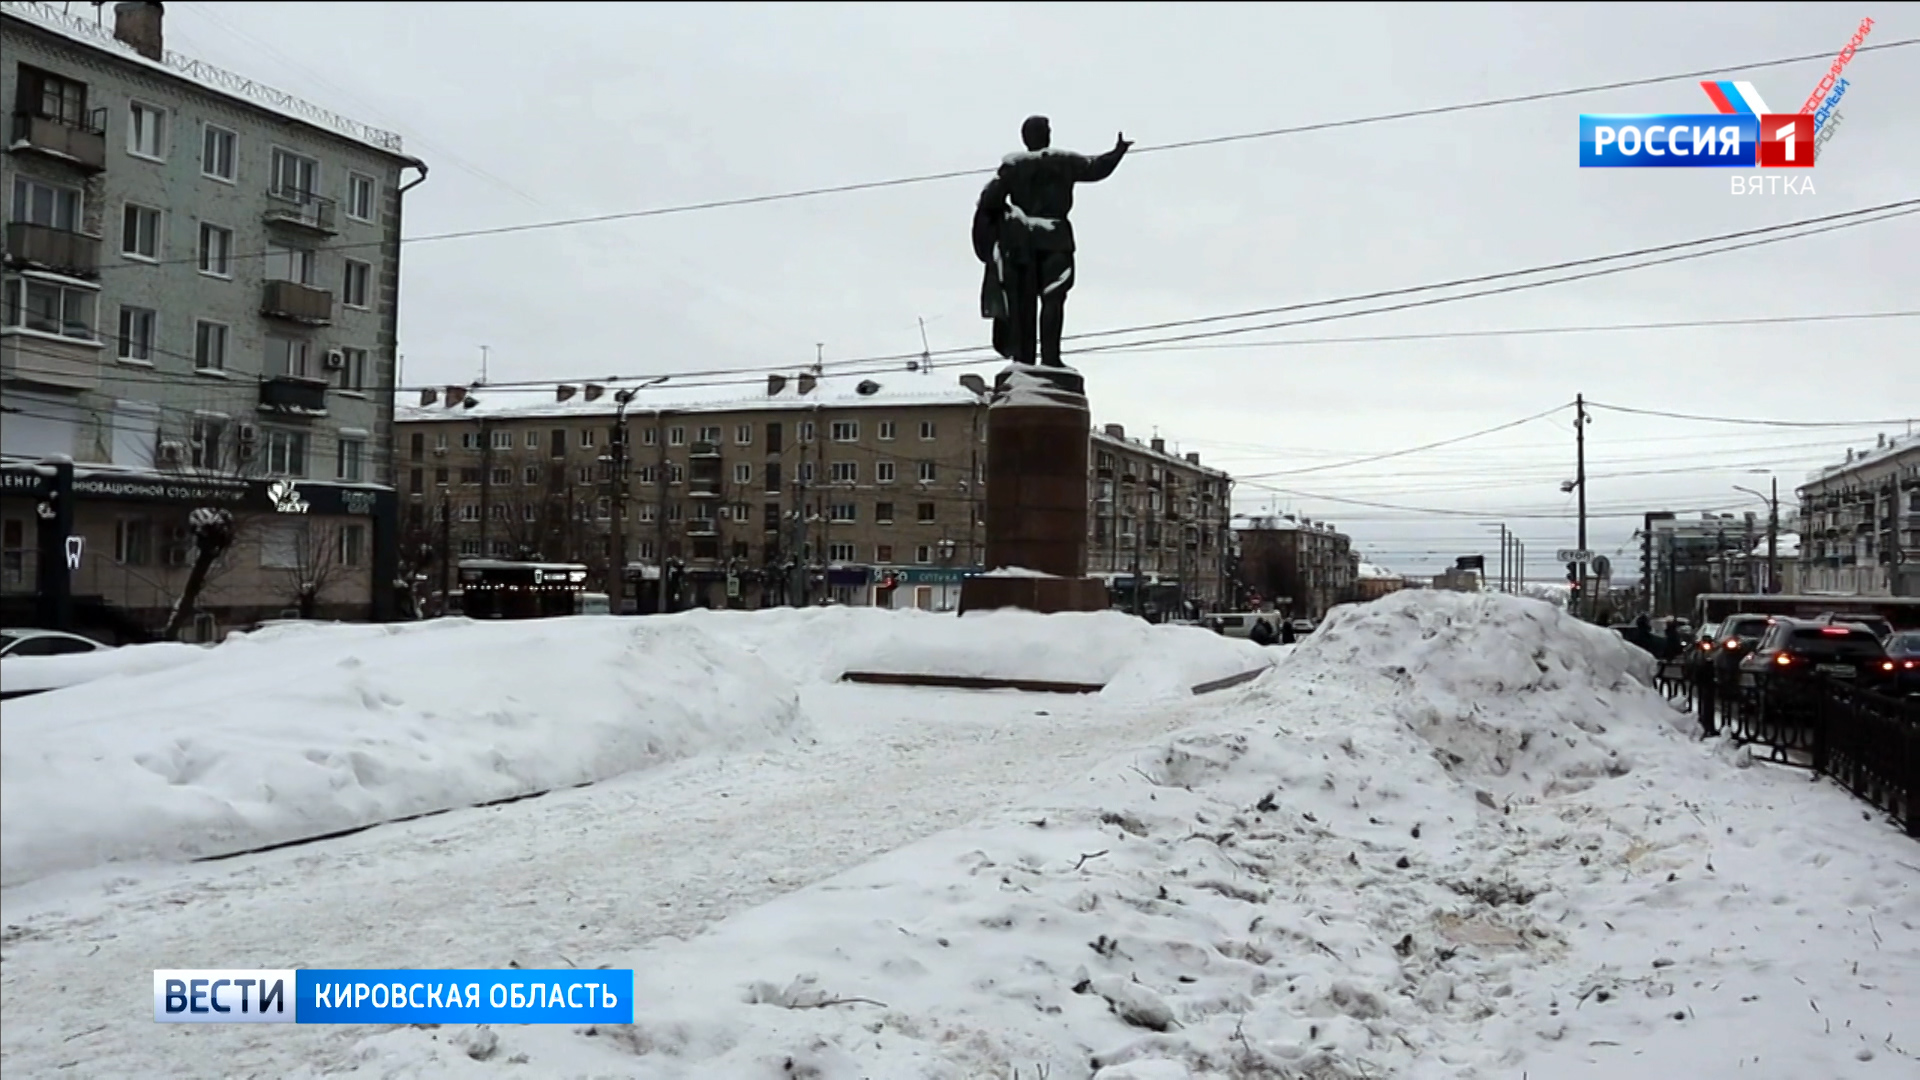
[274, 518, 353, 620]
[160, 417, 266, 639]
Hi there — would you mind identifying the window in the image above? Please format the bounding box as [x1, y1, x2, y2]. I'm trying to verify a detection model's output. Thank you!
[116, 305, 155, 362]
[576, 466, 595, 484]
[343, 260, 371, 308]
[20, 66, 90, 127]
[918, 461, 937, 483]
[189, 416, 226, 470]
[915, 544, 933, 564]
[121, 203, 160, 260]
[596, 497, 611, 520]
[434, 466, 448, 486]
[264, 243, 317, 285]
[461, 432, 478, 450]
[799, 421, 815, 443]
[337, 437, 365, 481]
[579, 428, 596, 449]
[4, 277, 96, 340]
[876, 461, 896, 483]
[115, 517, 154, 565]
[764, 461, 781, 493]
[765, 422, 783, 453]
[491, 429, 513, 450]
[335, 347, 369, 392]
[734, 463, 752, 484]
[828, 543, 856, 563]
[668, 464, 684, 484]
[201, 124, 236, 181]
[339, 524, 366, 568]
[828, 503, 857, 522]
[523, 465, 539, 484]
[668, 426, 685, 446]
[345, 172, 375, 221]
[919, 421, 937, 440]
[799, 462, 814, 483]
[265, 334, 314, 379]
[728, 502, 752, 522]
[265, 430, 307, 477]
[878, 421, 896, 441]
[830, 461, 858, 484]
[830, 420, 858, 442]
[918, 502, 936, 523]
[875, 501, 895, 524]
[198, 223, 233, 277]
[697, 425, 721, 443]
[127, 101, 168, 160]
[876, 544, 894, 562]
[522, 503, 536, 521]
[11, 177, 81, 230]
[641, 426, 658, 446]
[270, 148, 320, 201]
[409, 469, 424, 494]
[735, 424, 753, 446]
[490, 466, 511, 484]
[193, 320, 228, 371]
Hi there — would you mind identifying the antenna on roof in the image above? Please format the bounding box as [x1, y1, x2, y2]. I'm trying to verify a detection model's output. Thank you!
[813, 342, 825, 376]
[477, 345, 490, 386]
[917, 317, 932, 375]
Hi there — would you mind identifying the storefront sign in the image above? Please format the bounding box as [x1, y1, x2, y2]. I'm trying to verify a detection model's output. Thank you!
[269, 480, 311, 513]
[0, 465, 389, 517]
[65, 536, 83, 569]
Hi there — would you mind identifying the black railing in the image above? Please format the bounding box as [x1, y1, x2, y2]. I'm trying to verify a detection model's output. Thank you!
[1660, 664, 1919, 837]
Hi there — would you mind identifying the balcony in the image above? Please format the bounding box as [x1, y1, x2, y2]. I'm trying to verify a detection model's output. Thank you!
[1, 329, 102, 392]
[688, 476, 723, 497]
[10, 110, 108, 172]
[259, 374, 328, 412]
[6, 222, 100, 278]
[686, 520, 718, 537]
[262, 189, 338, 236]
[689, 440, 721, 459]
[261, 279, 333, 325]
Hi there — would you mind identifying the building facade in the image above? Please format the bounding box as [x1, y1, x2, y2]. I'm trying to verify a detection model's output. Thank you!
[1088, 424, 1233, 614]
[1233, 514, 1354, 619]
[394, 372, 1238, 615]
[1640, 510, 1766, 618]
[1, 2, 424, 638]
[1353, 558, 1407, 601]
[1795, 434, 1918, 598]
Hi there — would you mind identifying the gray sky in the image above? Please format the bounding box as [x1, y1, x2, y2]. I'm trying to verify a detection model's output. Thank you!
[166, 1, 1918, 579]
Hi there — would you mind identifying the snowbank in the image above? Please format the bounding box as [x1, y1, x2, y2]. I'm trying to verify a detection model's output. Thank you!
[0, 617, 802, 887]
[319, 590, 1871, 1079]
[672, 605, 1273, 699]
[0, 640, 214, 695]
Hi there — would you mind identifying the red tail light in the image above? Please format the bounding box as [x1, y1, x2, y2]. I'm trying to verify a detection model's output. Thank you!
[1820, 627, 1850, 636]
[1903, 659, 1917, 669]
[1774, 654, 1792, 666]
[1882, 661, 1896, 672]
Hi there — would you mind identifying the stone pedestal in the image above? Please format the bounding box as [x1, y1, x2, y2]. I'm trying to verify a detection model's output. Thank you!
[958, 364, 1110, 615]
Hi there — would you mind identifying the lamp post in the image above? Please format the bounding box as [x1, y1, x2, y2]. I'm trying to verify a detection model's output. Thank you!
[1733, 475, 1779, 595]
[1482, 522, 1510, 592]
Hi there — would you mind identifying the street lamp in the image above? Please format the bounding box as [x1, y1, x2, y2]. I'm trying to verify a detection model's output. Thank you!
[1481, 522, 1511, 592]
[1733, 474, 1780, 595]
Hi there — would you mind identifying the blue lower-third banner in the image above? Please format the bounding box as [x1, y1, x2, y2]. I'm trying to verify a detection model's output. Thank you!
[154, 969, 635, 1024]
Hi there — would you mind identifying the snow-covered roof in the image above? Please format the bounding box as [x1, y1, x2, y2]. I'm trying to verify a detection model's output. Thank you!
[1357, 561, 1402, 581]
[1747, 532, 1802, 559]
[1801, 433, 1917, 486]
[395, 372, 990, 425]
[1090, 429, 1229, 480]
[1233, 513, 1347, 537]
[1, 1, 407, 156]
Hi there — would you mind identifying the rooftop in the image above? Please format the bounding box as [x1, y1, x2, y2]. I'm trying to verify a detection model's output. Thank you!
[394, 371, 990, 425]
[1357, 561, 1402, 581]
[1233, 513, 1347, 537]
[2, 0, 406, 155]
[1800, 431, 1918, 488]
[1091, 426, 1229, 479]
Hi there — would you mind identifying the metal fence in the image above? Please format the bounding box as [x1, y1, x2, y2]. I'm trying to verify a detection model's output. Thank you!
[1659, 660, 1919, 838]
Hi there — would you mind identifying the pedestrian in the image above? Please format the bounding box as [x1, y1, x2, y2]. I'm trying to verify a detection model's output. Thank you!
[1279, 619, 1296, 645]
[1663, 620, 1684, 662]
[1249, 616, 1276, 647]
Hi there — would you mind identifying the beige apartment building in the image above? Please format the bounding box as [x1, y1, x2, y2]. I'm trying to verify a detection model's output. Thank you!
[1089, 423, 1234, 614]
[394, 370, 1236, 614]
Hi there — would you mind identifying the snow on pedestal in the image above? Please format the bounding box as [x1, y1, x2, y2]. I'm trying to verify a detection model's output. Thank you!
[990, 362, 1088, 410]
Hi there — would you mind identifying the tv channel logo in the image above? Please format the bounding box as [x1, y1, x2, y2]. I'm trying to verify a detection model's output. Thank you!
[1580, 80, 1815, 169]
[154, 970, 296, 1024]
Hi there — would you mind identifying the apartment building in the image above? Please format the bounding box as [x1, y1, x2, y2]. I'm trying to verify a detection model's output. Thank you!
[395, 371, 994, 613]
[1796, 433, 1918, 597]
[1234, 513, 1355, 620]
[394, 372, 1242, 615]
[1, 2, 425, 637]
[1088, 424, 1234, 612]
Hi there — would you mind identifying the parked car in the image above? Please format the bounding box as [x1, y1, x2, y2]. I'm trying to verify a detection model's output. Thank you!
[0, 628, 112, 659]
[1739, 617, 1892, 725]
[1712, 614, 1775, 682]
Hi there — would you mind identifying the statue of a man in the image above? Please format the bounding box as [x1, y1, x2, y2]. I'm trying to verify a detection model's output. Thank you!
[974, 116, 1131, 367]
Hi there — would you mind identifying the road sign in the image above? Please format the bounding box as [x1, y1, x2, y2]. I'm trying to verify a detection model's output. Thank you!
[1593, 554, 1612, 579]
[1557, 548, 1593, 563]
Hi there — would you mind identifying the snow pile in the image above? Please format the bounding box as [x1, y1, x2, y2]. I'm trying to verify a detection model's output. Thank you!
[0, 639, 215, 695]
[0, 617, 802, 887]
[674, 605, 1272, 698]
[1289, 590, 1680, 799]
[309, 590, 1864, 1080]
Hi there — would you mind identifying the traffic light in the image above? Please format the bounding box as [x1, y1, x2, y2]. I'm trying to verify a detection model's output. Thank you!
[1565, 561, 1582, 604]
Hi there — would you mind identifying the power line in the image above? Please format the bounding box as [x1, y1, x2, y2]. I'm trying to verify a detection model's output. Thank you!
[78, 35, 1920, 277]
[390, 200, 1920, 394]
[1585, 401, 1920, 428]
[1234, 402, 1568, 480]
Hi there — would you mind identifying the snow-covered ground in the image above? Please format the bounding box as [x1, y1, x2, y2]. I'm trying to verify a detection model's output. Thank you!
[2, 594, 1913, 1078]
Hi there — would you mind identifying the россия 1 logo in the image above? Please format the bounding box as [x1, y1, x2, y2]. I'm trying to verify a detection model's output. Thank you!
[1578, 80, 1815, 169]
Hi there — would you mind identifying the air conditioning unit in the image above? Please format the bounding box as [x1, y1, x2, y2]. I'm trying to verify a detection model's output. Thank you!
[431, 446, 446, 457]
[235, 423, 259, 461]
[155, 439, 186, 468]
[324, 348, 347, 370]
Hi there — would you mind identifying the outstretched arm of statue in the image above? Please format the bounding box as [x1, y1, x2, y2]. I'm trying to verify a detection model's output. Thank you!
[1077, 132, 1132, 183]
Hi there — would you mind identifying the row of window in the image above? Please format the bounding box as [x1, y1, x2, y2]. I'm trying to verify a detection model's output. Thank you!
[178, 416, 365, 482]
[100, 514, 366, 571]
[438, 536, 951, 568]
[435, 497, 948, 528]
[410, 456, 954, 492]
[409, 417, 948, 458]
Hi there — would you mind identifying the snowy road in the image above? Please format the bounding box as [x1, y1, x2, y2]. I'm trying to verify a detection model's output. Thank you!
[0, 683, 1220, 1077]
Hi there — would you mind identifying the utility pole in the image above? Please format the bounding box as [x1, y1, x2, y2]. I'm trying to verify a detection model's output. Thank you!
[1767, 475, 1780, 595]
[655, 410, 671, 614]
[606, 390, 635, 613]
[1574, 394, 1589, 620]
[438, 491, 451, 611]
[477, 417, 493, 556]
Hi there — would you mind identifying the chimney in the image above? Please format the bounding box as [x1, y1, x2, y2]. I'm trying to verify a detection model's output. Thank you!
[767, 373, 787, 397]
[1150, 437, 1166, 454]
[1104, 424, 1125, 439]
[555, 384, 577, 402]
[418, 387, 438, 407]
[445, 386, 467, 408]
[1878, 432, 1887, 448]
[1185, 452, 1200, 465]
[798, 372, 817, 396]
[583, 383, 605, 402]
[113, 2, 165, 62]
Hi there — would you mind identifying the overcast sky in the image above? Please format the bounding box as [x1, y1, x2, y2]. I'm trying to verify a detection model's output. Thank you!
[156, 1, 1917, 579]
